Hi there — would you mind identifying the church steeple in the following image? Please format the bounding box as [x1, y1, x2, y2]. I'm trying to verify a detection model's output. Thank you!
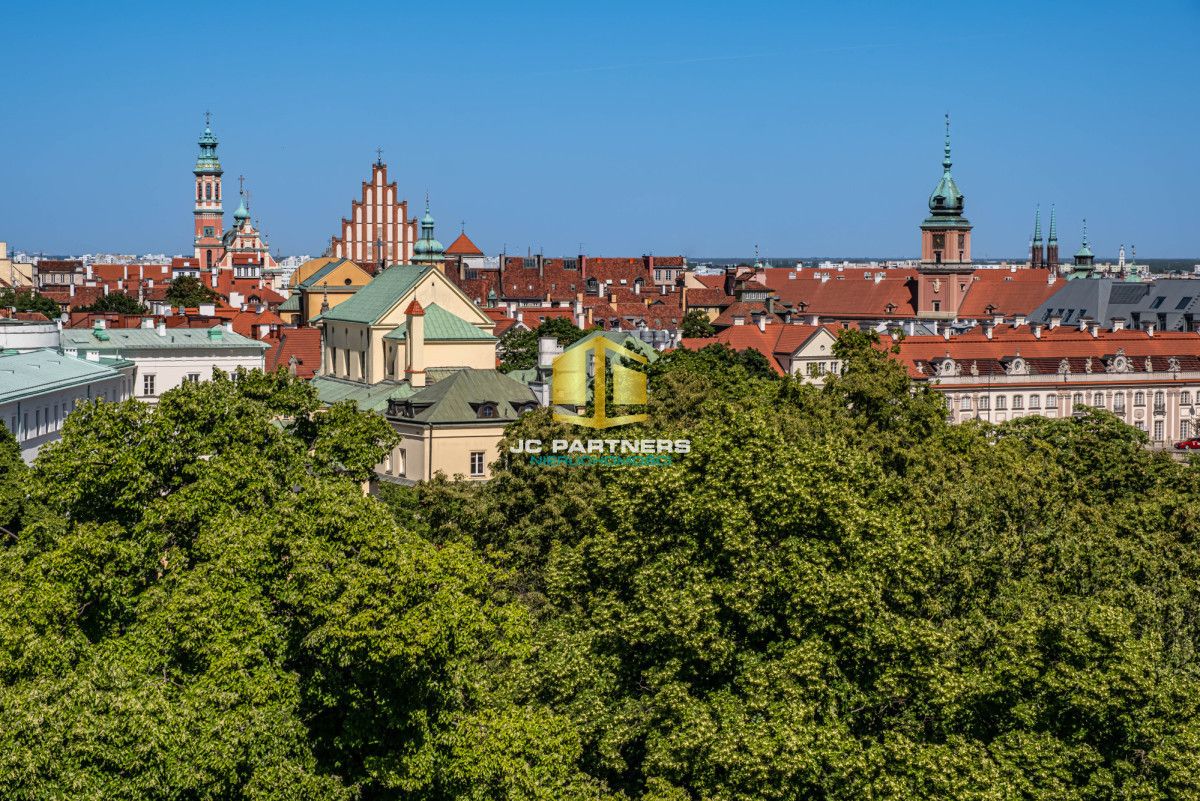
[1031, 205, 1044, 268]
[916, 115, 974, 320]
[412, 197, 445, 271]
[193, 112, 225, 268]
[1046, 204, 1059, 271]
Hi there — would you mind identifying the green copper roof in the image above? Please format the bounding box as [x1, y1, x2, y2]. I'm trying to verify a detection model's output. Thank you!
[926, 114, 965, 220]
[1048, 204, 1057, 243]
[383, 303, 496, 341]
[413, 202, 445, 263]
[311, 375, 417, 413]
[1032, 206, 1042, 243]
[1075, 218, 1094, 259]
[61, 326, 269, 352]
[0, 349, 129, 404]
[277, 293, 300, 312]
[233, 196, 250, 222]
[194, 119, 222, 175]
[387, 368, 537, 425]
[315, 264, 431, 324]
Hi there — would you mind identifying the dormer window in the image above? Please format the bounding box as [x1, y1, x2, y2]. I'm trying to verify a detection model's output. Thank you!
[477, 403, 498, 419]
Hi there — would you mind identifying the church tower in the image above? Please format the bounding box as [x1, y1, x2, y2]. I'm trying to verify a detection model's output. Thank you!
[1030, 205, 1044, 268]
[916, 115, 974, 320]
[411, 200, 446, 271]
[1046, 204, 1059, 271]
[193, 114, 225, 269]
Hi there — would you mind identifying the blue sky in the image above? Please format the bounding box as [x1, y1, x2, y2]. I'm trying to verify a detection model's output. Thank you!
[2, 0, 1197, 258]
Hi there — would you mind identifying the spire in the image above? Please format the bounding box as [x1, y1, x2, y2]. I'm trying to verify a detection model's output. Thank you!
[412, 196, 444, 265]
[1048, 205, 1057, 242]
[1033, 205, 1043, 244]
[234, 175, 250, 223]
[942, 113, 952, 172]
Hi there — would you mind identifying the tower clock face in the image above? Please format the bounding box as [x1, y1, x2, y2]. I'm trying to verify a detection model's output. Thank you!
[933, 234, 945, 249]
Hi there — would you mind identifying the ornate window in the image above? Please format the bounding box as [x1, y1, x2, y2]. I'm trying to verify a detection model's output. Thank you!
[1113, 393, 1126, 413]
[1073, 392, 1084, 408]
[1134, 391, 1145, 407]
[1154, 391, 1166, 415]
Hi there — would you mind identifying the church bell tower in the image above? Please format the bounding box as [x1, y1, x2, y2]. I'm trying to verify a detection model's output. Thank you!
[193, 113, 225, 269]
[916, 115, 974, 320]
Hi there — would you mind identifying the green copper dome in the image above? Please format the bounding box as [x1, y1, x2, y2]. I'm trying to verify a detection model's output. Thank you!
[194, 117, 223, 176]
[413, 202, 444, 262]
[234, 196, 250, 223]
[927, 115, 964, 217]
[1075, 218, 1093, 259]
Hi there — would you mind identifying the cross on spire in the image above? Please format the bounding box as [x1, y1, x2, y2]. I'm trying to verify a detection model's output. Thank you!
[205, 110, 211, 127]
[238, 174, 245, 196]
[942, 113, 952, 171]
[375, 146, 383, 165]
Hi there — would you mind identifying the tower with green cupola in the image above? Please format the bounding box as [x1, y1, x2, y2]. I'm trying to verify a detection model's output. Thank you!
[411, 199, 445, 271]
[193, 113, 225, 269]
[916, 115, 974, 320]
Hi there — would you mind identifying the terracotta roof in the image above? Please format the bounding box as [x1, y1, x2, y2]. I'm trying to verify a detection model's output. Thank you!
[957, 270, 1062, 319]
[678, 323, 832, 375]
[404, 299, 425, 316]
[713, 301, 778, 327]
[896, 327, 1200, 379]
[265, 328, 322, 379]
[760, 267, 918, 319]
[446, 231, 484, 256]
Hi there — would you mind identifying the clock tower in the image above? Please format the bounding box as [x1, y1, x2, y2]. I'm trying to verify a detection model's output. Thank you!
[916, 115, 973, 320]
[193, 113, 225, 269]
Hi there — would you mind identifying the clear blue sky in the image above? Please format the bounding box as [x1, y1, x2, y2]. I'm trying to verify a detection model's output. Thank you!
[3, 0, 1197, 259]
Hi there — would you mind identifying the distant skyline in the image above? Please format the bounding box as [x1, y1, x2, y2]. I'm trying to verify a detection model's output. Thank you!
[2, 1, 1197, 258]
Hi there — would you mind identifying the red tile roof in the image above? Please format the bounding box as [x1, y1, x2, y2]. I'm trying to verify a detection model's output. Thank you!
[760, 267, 918, 319]
[678, 323, 832, 375]
[265, 328, 322, 379]
[446, 231, 484, 256]
[956, 270, 1063, 319]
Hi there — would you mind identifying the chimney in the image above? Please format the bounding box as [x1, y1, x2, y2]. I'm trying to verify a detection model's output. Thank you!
[766, 296, 775, 314]
[807, 314, 820, 326]
[93, 318, 106, 331]
[1033, 324, 1043, 339]
[140, 317, 154, 329]
[574, 297, 585, 328]
[755, 313, 767, 333]
[1146, 322, 1156, 337]
[942, 327, 951, 341]
[156, 320, 167, 337]
[724, 267, 737, 296]
[404, 299, 426, 387]
[1077, 317, 1089, 332]
[983, 324, 994, 340]
[1111, 317, 1126, 332]
[515, 309, 524, 325]
[1049, 314, 1062, 329]
[1088, 323, 1100, 338]
[993, 314, 1004, 326]
[1014, 314, 1027, 327]
[537, 336, 562, 369]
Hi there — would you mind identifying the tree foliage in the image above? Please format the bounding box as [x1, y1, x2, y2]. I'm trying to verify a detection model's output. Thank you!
[679, 309, 715, 339]
[78, 291, 149, 315]
[164, 274, 220, 308]
[7, 329, 1200, 799]
[0, 287, 60, 318]
[498, 318, 590, 373]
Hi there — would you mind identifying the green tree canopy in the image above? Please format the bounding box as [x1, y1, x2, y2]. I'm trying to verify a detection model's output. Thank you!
[679, 308, 715, 338]
[164, 274, 220, 308]
[77, 291, 149, 315]
[0, 287, 60, 319]
[498, 317, 591, 373]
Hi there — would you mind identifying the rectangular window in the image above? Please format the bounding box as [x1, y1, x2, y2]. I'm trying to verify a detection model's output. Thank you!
[1154, 421, 1164, 441]
[1012, 395, 1023, 410]
[1182, 420, 1193, 439]
[185, 373, 201, 383]
[959, 397, 971, 411]
[995, 395, 1007, 410]
[978, 396, 990, 411]
[469, 451, 485, 477]
[1028, 395, 1040, 410]
[143, 374, 156, 396]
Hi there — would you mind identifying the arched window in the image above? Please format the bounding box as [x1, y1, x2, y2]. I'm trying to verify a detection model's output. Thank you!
[205, 184, 212, 200]
[205, 249, 213, 269]
[1028, 394, 1040, 410]
[477, 403, 497, 419]
[197, 183, 202, 201]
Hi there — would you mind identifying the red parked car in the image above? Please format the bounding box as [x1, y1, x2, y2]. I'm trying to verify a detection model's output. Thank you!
[1175, 438, 1200, 450]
